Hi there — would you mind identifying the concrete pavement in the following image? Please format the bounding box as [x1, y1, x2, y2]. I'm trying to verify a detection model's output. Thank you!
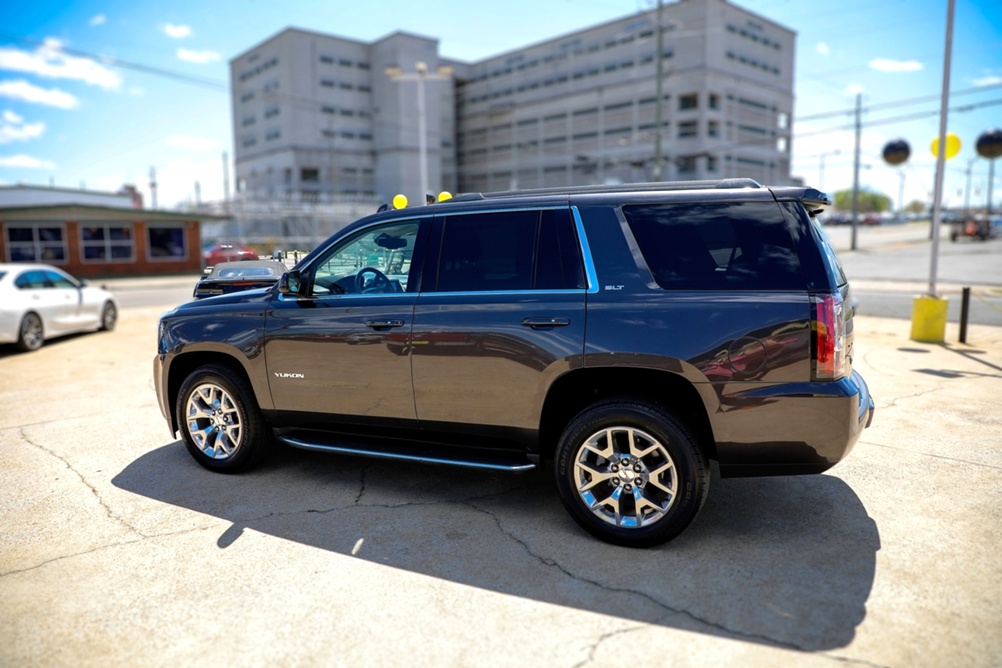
[1, 293, 1000, 666]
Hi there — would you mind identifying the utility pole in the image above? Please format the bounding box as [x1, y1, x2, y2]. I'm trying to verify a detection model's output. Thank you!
[149, 166, 158, 210]
[652, 0, 665, 182]
[850, 94, 861, 251]
[928, 0, 955, 298]
[222, 151, 230, 203]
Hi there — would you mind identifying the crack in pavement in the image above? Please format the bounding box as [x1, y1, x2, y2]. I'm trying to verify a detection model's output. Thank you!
[0, 520, 222, 578]
[861, 438, 1002, 471]
[18, 427, 143, 539]
[463, 498, 813, 653]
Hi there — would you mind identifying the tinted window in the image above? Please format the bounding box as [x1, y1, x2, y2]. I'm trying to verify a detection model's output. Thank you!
[43, 269, 77, 289]
[622, 201, 804, 290]
[436, 209, 584, 292]
[535, 209, 586, 290]
[437, 212, 537, 292]
[15, 270, 50, 289]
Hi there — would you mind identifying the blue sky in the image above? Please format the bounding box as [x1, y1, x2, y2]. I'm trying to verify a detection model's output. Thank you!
[0, 0, 1000, 211]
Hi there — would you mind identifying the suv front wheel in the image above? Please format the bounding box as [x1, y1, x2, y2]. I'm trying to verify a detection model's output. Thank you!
[554, 400, 709, 547]
[176, 364, 272, 472]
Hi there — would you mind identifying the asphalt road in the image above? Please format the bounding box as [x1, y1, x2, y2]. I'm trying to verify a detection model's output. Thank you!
[1, 271, 1001, 665]
[824, 222, 1002, 326]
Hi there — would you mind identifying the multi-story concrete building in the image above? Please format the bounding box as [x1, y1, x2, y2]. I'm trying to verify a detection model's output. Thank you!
[230, 0, 795, 204]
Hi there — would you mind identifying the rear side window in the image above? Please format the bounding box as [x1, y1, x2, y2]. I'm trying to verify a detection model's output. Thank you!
[622, 201, 804, 290]
[436, 209, 584, 292]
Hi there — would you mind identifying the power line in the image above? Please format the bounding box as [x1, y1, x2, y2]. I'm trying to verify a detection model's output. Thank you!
[796, 83, 1002, 122]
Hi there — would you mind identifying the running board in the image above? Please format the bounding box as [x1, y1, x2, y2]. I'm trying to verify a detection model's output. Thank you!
[277, 435, 537, 473]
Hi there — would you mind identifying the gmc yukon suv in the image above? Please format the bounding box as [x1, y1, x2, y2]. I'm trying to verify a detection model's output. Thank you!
[154, 179, 873, 547]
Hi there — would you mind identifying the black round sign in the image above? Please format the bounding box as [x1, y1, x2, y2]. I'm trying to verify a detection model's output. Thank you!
[882, 139, 911, 165]
[976, 128, 1002, 159]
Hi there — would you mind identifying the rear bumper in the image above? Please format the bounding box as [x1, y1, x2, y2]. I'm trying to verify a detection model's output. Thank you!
[714, 369, 874, 478]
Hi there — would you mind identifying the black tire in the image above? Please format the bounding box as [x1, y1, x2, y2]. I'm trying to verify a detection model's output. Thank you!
[554, 399, 709, 547]
[100, 301, 117, 331]
[176, 364, 272, 472]
[15, 312, 44, 352]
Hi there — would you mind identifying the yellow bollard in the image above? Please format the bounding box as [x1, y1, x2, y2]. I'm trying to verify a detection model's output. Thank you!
[910, 295, 948, 343]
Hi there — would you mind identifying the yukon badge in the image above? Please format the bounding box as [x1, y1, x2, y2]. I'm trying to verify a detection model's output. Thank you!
[273, 372, 305, 379]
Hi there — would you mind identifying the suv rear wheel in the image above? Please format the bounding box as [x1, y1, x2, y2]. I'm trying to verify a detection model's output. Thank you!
[554, 400, 709, 547]
[176, 365, 271, 472]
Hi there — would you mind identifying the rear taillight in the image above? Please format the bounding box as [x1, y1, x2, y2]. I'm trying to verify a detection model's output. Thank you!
[813, 293, 846, 381]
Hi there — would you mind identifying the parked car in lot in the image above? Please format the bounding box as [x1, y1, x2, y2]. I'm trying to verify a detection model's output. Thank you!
[0, 263, 118, 352]
[193, 260, 288, 299]
[154, 179, 873, 547]
[202, 242, 258, 267]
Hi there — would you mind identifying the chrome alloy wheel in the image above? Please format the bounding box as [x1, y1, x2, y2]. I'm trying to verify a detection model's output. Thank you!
[20, 313, 43, 351]
[573, 426, 678, 528]
[184, 382, 243, 459]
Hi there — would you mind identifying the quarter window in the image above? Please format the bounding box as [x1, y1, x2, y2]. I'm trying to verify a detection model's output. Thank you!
[622, 202, 803, 290]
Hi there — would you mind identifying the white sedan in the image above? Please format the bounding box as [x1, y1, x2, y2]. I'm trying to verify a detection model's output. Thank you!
[0, 263, 118, 352]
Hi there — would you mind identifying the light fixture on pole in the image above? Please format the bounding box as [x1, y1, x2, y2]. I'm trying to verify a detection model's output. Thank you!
[385, 61, 453, 204]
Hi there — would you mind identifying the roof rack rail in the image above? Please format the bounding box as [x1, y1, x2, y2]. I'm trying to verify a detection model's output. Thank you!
[441, 178, 762, 202]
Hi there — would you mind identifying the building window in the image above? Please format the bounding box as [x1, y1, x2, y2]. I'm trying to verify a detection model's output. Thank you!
[708, 121, 720, 137]
[4, 224, 67, 263]
[709, 94, 720, 110]
[301, 168, 319, 183]
[147, 226, 187, 261]
[677, 120, 698, 138]
[679, 94, 698, 111]
[81, 224, 134, 262]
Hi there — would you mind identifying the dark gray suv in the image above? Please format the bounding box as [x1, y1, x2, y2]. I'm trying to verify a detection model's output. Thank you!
[154, 179, 873, 547]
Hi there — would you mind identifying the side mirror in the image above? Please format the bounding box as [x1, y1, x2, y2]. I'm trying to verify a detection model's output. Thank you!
[277, 269, 303, 296]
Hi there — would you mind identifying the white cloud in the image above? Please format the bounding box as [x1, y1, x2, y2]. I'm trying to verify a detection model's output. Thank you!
[0, 39, 121, 90]
[0, 111, 45, 144]
[166, 135, 221, 151]
[0, 154, 56, 169]
[869, 58, 923, 73]
[176, 48, 221, 64]
[845, 83, 865, 95]
[816, 42, 830, 56]
[90, 14, 106, 27]
[0, 80, 79, 109]
[973, 74, 1002, 87]
[163, 23, 193, 39]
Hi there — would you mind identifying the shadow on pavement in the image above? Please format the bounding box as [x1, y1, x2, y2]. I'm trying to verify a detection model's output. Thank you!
[113, 442, 879, 652]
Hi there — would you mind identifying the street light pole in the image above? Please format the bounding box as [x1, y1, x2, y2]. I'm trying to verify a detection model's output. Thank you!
[415, 62, 429, 204]
[385, 61, 453, 203]
[652, 0, 664, 182]
[818, 149, 840, 191]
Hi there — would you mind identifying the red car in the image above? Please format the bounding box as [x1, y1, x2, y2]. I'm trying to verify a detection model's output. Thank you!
[202, 243, 258, 267]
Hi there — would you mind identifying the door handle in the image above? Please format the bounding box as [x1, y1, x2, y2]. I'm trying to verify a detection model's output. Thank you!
[521, 317, 570, 330]
[365, 319, 405, 331]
